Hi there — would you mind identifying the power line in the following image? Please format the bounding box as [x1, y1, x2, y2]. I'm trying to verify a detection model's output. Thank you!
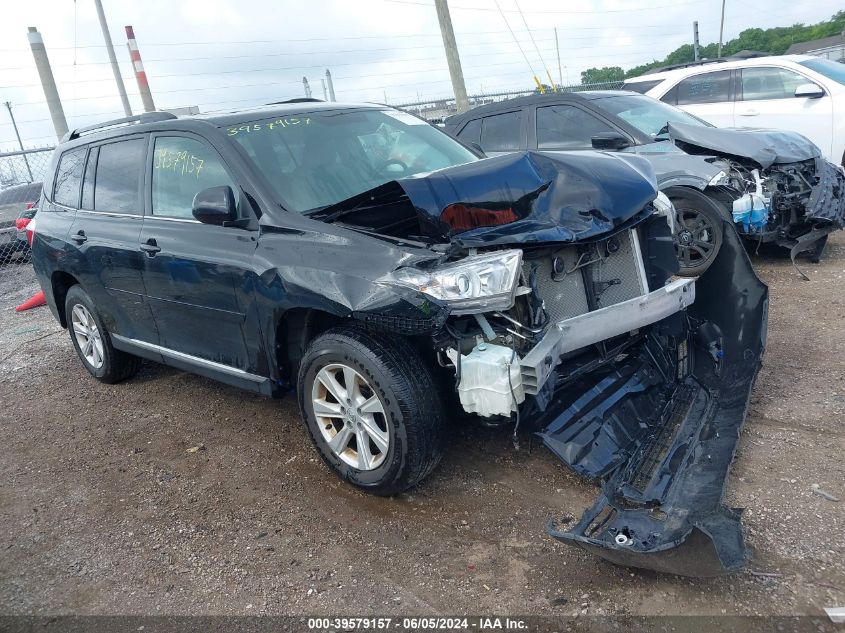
[386, 0, 712, 14]
[513, 0, 555, 87]
[493, 0, 538, 83]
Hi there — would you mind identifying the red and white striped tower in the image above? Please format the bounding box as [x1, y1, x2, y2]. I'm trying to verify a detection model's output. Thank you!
[125, 25, 156, 112]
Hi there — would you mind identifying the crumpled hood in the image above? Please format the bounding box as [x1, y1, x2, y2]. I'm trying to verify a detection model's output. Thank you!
[313, 151, 659, 247]
[667, 122, 821, 169]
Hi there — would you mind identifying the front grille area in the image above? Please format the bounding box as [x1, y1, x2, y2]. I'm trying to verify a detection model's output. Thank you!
[522, 229, 648, 323]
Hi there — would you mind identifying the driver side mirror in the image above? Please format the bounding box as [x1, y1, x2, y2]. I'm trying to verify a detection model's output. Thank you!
[591, 132, 631, 151]
[795, 83, 825, 99]
[192, 186, 237, 226]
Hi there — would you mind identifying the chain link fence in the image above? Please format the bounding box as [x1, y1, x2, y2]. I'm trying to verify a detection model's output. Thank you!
[392, 81, 625, 123]
[0, 147, 53, 268]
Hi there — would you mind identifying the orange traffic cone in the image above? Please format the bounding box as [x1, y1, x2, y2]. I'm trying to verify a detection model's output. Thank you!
[15, 289, 46, 312]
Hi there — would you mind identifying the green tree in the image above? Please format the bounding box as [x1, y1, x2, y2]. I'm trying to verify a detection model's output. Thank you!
[581, 66, 625, 84]
[624, 11, 845, 79]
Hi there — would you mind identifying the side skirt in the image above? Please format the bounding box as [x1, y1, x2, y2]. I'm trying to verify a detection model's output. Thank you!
[112, 334, 273, 395]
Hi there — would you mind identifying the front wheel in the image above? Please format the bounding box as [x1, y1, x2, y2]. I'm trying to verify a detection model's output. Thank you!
[297, 327, 445, 496]
[65, 285, 141, 383]
[666, 187, 725, 277]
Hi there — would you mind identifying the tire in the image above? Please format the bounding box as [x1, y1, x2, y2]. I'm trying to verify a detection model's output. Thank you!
[666, 187, 725, 277]
[297, 326, 445, 496]
[64, 285, 141, 384]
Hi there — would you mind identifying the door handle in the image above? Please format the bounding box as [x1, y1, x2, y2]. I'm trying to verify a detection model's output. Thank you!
[71, 230, 87, 244]
[738, 109, 759, 116]
[140, 239, 161, 256]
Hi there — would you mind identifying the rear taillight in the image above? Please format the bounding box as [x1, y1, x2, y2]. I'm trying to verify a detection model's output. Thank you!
[25, 201, 35, 210]
[26, 217, 37, 246]
[15, 218, 31, 231]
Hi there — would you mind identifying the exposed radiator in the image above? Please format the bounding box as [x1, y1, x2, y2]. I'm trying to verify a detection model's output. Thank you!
[522, 229, 648, 324]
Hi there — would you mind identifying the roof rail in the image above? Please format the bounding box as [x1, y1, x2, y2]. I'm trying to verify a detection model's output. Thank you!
[63, 111, 178, 142]
[642, 51, 769, 75]
[265, 98, 324, 105]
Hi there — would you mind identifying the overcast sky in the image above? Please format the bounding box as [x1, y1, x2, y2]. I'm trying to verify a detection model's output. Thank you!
[0, 0, 841, 149]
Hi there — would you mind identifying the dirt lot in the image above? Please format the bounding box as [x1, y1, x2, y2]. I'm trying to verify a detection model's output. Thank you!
[0, 235, 843, 623]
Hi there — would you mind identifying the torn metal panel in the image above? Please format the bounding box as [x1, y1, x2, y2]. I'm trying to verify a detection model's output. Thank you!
[667, 122, 820, 168]
[805, 159, 845, 226]
[541, 224, 768, 576]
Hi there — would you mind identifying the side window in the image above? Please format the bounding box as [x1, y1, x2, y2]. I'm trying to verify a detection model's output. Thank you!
[151, 136, 236, 219]
[480, 111, 522, 151]
[53, 148, 86, 208]
[536, 105, 616, 150]
[621, 79, 663, 94]
[80, 146, 98, 210]
[741, 67, 808, 101]
[675, 70, 732, 105]
[94, 138, 145, 214]
[456, 118, 481, 146]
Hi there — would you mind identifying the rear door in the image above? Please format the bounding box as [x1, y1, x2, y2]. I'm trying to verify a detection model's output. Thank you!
[68, 137, 158, 344]
[663, 69, 735, 127]
[735, 65, 833, 157]
[139, 132, 259, 374]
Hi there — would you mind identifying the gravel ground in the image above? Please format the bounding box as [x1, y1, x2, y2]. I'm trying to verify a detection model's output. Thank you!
[0, 236, 843, 623]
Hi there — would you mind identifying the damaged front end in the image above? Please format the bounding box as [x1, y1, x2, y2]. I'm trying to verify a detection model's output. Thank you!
[668, 122, 845, 266]
[320, 151, 768, 576]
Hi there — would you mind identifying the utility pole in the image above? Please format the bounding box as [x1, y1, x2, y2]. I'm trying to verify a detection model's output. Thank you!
[27, 27, 68, 140]
[434, 0, 469, 113]
[693, 21, 700, 61]
[303, 77, 312, 98]
[125, 26, 155, 112]
[555, 27, 563, 88]
[718, 0, 726, 58]
[4, 102, 33, 181]
[325, 69, 336, 101]
[94, 0, 132, 116]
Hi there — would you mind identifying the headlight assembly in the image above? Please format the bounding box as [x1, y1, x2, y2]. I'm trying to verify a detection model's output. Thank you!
[380, 250, 523, 314]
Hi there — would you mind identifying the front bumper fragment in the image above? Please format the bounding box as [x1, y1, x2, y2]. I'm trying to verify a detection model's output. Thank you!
[537, 223, 768, 576]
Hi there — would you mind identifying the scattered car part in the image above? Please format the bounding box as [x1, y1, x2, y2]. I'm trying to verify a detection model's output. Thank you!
[669, 122, 845, 271]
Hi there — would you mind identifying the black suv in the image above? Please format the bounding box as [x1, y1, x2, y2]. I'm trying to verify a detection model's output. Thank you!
[32, 101, 767, 576]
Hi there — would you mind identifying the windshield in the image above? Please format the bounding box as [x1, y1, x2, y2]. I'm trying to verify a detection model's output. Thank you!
[798, 58, 845, 86]
[224, 108, 477, 213]
[595, 94, 710, 139]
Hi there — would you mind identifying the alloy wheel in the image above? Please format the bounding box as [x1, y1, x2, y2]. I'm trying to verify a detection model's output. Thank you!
[311, 363, 389, 471]
[71, 304, 104, 369]
[675, 206, 719, 271]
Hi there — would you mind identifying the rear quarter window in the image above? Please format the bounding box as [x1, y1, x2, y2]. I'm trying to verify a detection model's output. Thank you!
[53, 148, 86, 208]
[455, 118, 481, 146]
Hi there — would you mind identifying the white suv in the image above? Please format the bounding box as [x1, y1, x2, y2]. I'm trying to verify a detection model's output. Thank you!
[622, 55, 845, 165]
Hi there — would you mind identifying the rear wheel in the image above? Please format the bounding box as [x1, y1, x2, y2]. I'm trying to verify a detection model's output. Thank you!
[667, 187, 725, 277]
[65, 285, 141, 383]
[297, 327, 445, 496]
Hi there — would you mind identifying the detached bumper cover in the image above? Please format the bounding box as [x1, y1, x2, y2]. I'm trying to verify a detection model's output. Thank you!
[538, 224, 768, 576]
